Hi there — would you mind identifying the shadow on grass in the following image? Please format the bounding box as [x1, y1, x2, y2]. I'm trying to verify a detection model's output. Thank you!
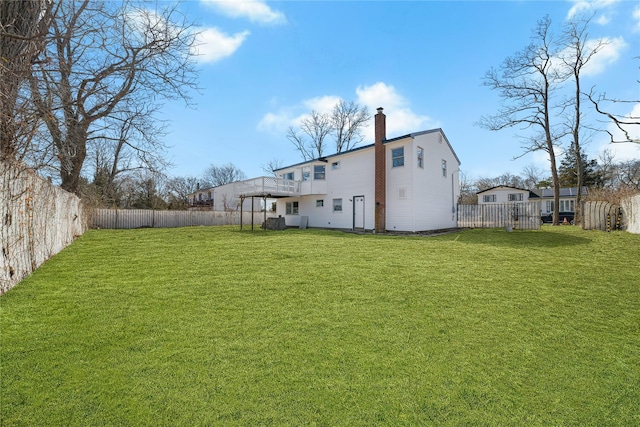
[451, 228, 592, 248]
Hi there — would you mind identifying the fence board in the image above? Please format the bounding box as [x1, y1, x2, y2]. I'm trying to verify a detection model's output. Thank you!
[582, 201, 622, 231]
[457, 202, 541, 230]
[92, 209, 276, 229]
[1, 160, 87, 294]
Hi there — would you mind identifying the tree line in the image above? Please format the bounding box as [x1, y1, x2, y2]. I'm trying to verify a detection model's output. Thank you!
[458, 152, 640, 205]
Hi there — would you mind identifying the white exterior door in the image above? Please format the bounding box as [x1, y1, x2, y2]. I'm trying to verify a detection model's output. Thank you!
[353, 196, 365, 229]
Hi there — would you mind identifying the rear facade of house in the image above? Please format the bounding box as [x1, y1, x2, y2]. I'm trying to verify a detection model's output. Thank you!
[273, 108, 461, 232]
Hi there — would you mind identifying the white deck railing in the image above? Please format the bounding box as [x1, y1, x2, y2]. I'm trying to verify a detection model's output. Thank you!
[233, 176, 301, 197]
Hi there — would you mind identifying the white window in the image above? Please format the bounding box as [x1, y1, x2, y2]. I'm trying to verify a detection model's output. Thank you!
[417, 147, 424, 168]
[286, 201, 299, 215]
[316, 199, 324, 207]
[442, 159, 447, 177]
[546, 201, 554, 212]
[560, 200, 575, 212]
[314, 165, 325, 180]
[332, 198, 342, 212]
[331, 161, 340, 170]
[302, 166, 310, 181]
[282, 172, 294, 180]
[483, 194, 496, 203]
[508, 193, 523, 202]
[392, 147, 404, 167]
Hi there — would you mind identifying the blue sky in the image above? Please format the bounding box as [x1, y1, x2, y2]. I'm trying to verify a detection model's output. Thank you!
[162, 0, 640, 182]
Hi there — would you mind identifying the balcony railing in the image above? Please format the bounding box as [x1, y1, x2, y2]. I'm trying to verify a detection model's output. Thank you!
[234, 176, 301, 197]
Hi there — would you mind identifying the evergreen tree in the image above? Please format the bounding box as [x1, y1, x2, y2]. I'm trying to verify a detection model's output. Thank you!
[558, 149, 603, 188]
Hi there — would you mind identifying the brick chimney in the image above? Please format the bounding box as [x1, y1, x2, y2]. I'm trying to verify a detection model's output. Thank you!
[374, 107, 386, 233]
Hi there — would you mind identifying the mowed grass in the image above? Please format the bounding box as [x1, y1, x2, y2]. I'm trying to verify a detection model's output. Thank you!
[1, 226, 639, 426]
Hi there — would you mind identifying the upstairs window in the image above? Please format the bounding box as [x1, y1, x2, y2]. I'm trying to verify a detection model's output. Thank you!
[314, 165, 326, 180]
[282, 172, 294, 180]
[508, 193, 523, 202]
[442, 159, 447, 177]
[392, 147, 404, 167]
[302, 166, 310, 181]
[417, 147, 424, 168]
[483, 194, 496, 203]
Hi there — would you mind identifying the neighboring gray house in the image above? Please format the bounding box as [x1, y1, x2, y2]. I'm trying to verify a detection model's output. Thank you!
[529, 187, 588, 215]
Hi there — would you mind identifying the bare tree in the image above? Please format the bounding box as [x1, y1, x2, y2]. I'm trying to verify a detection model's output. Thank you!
[521, 164, 545, 189]
[331, 100, 370, 153]
[26, 0, 198, 194]
[560, 15, 608, 224]
[261, 158, 283, 177]
[0, 0, 53, 160]
[166, 175, 199, 209]
[287, 100, 370, 161]
[479, 16, 567, 225]
[203, 163, 246, 187]
[457, 171, 478, 204]
[286, 110, 332, 161]
[589, 91, 640, 143]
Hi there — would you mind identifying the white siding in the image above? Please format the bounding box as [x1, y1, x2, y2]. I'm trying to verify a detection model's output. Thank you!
[478, 187, 530, 205]
[277, 149, 375, 229]
[276, 128, 460, 232]
[385, 132, 459, 231]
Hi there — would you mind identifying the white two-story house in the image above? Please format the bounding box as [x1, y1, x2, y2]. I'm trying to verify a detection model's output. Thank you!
[269, 108, 461, 232]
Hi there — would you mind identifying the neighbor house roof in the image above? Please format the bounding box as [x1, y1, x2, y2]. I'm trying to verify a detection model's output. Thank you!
[476, 185, 532, 195]
[529, 187, 588, 198]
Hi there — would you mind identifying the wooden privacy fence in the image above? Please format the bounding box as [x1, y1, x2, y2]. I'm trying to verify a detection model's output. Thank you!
[582, 201, 622, 231]
[92, 209, 277, 229]
[1, 160, 86, 294]
[457, 202, 541, 230]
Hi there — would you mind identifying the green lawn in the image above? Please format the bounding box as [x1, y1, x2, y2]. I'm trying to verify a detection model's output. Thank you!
[1, 226, 639, 426]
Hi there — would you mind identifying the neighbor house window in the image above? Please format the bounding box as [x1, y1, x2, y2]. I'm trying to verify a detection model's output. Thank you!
[546, 201, 554, 212]
[392, 147, 404, 167]
[508, 193, 523, 202]
[417, 147, 424, 168]
[331, 161, 340, 170]
[282, 172, 294, 180]
[560, 200, 575, 212]
[302, 167, 311, 181]
[316, 199, 324, 207]
[442, 159, 447, 177]
[314, 165, 325, 180]
[286, 201, 299, 215]
[332, 198, 342, 212]
[483, 194, 496, 203]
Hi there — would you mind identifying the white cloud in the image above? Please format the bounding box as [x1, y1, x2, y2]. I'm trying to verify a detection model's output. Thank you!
[567, 0, 620, 20]
[356, 82, 435, 139]
[582, 37, 626, 76]
[258, 82, 436, 143]
[634, 6, 640, 32]
[194, 27, 249, 63]
[595, 14, 611, 25]
[201, 0, 286, 25]
[555, 36, 626, 77]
